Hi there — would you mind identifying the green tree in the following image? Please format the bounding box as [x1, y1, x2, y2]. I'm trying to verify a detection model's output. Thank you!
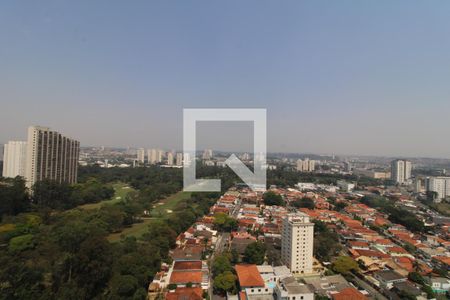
[213, 271, 237, 294]
[331, 256, 359, 275]
[291, 197, 315, 209]
[408, 271, 425, 285]
[214, 213, 238, 232]
[263, 191, 284, 206]
[212, 254, 233, 278]
[243, 241, 266, 265]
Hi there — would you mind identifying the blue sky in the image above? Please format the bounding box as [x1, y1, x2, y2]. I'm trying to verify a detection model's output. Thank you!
[1, 1, 450, 157]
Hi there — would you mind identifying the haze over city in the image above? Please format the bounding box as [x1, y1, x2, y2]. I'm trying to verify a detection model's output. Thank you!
[1, 1, 450, 158]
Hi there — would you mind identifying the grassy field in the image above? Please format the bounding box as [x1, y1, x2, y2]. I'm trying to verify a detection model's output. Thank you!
[150, 191, 192, 218]
[78, 183, 134, 210]
[107, 191, 192, 242]
[107, 218, 156, 242]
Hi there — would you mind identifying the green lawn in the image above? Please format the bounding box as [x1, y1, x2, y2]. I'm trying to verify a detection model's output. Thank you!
[150, 191, 192, 218]
[78, 183, 135, 210]
[107, 218, 156, 242]
[107, 191, 192, 242]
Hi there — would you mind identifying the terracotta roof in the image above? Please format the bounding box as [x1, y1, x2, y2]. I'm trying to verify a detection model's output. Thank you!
[354, 249, 390, 259]
[235, 264, 265, 287]
[387, 246, 408, 254]
[173, 261, 202, 270]
[348, 241, 369, 248]
[239, 291, 247, 300]
[166, 287, 203, 300]
[332, 287, 368, 300]
[169, 271, 202, 284]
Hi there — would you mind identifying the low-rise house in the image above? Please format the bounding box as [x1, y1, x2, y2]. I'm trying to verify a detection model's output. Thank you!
[373, 270, 407, 290]
[331, 287, 368, 300]
[274, 276, 314, 300]
[235, 264, 273, 298]
[430, 277, 450, 294]
[165, 287, 203, 300]
[303, 275, 351, 297]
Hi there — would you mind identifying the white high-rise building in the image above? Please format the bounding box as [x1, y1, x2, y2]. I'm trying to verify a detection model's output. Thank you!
[426, 176, 450, 203]
[167, 152, 174, 166]
[176, 153, 183, 166]
[25, 126, 80, 188]
[2, 141, 28, 178]
[281, 212, 314, 274]
[137, 148, 145, 164]
[391, 159, 412, 184]
[202, 149, 213, 160]
[148, 149, 158, 164]
[157, 150, 164, 163]
[296, 158, 315, 172]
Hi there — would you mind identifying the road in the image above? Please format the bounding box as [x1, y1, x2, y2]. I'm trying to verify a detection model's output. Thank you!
[208, 200, 240, 299]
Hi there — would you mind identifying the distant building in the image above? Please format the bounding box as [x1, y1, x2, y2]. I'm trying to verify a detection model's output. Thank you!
[337, 180, 355, 192]
[157, 150, 165, 163]
[2, 141, 28, 178]
[176, 153, 183, 166]
[281, 212, 314, 274]
[296, 158, 315, 172]
[25, 126, 80, 188]
[167, 152, 174, 166]
[136, 148, 145, 163]
[353, 169, 391, 179]
[426, 176, 450, 202]
[202, 149, 213, 160]
[390, 159, 412, 184]
[148, 148, 158, 164]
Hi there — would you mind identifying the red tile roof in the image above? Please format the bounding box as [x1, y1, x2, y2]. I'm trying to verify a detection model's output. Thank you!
[166, 287, 203, 300]
[235, 264, 264, 287]
[169, 271, 202, 284]
[332, 287, 368, 300]
[173, 261, 202, 270]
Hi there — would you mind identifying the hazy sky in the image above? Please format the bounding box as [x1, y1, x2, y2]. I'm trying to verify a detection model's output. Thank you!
[1, 1, 450, 158]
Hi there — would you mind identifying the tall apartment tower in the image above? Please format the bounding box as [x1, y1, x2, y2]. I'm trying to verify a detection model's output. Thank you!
[25, 126, 80, 188]
[136, 148, 145, 164]
[426, 176, 450, 203]
[202, 149, 213, 160]
[281, 212, 314, 274]
[391, 159, 412, 184]
[148, 149, 158, 164]
[176, 152, 183, 166]
[2, 141, 28, 178]
[157, 150, 164, 163]
[296, 158, 315, 172]
[167, 152, 174, 166]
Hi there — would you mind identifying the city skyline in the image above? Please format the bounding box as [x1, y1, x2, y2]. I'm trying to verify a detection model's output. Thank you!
[1, 1, 450, 158]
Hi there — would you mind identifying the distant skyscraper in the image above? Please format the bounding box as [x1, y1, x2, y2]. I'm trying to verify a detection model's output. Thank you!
[157, 150, 164, 163]
[167, 152, 174, 165]
[25, 126, 80, 188]
[136, 148, 145, 163]
[281, 212, 314, 274]
[296, 158, 315, 172]
[391, 159, 412, 184]
[202, 149, 213, 160]
[176, 152, 183, 166]
[2, 141, 28, 178]
[426, 176, 450, 203]
[148, 148, 158, 164]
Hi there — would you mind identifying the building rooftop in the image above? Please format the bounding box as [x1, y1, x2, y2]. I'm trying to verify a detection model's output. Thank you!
[374, 270, 405, 282]
[235, 264, 265, 287]
[280, 276, 313, 294]
[331, 287, 368, 300]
